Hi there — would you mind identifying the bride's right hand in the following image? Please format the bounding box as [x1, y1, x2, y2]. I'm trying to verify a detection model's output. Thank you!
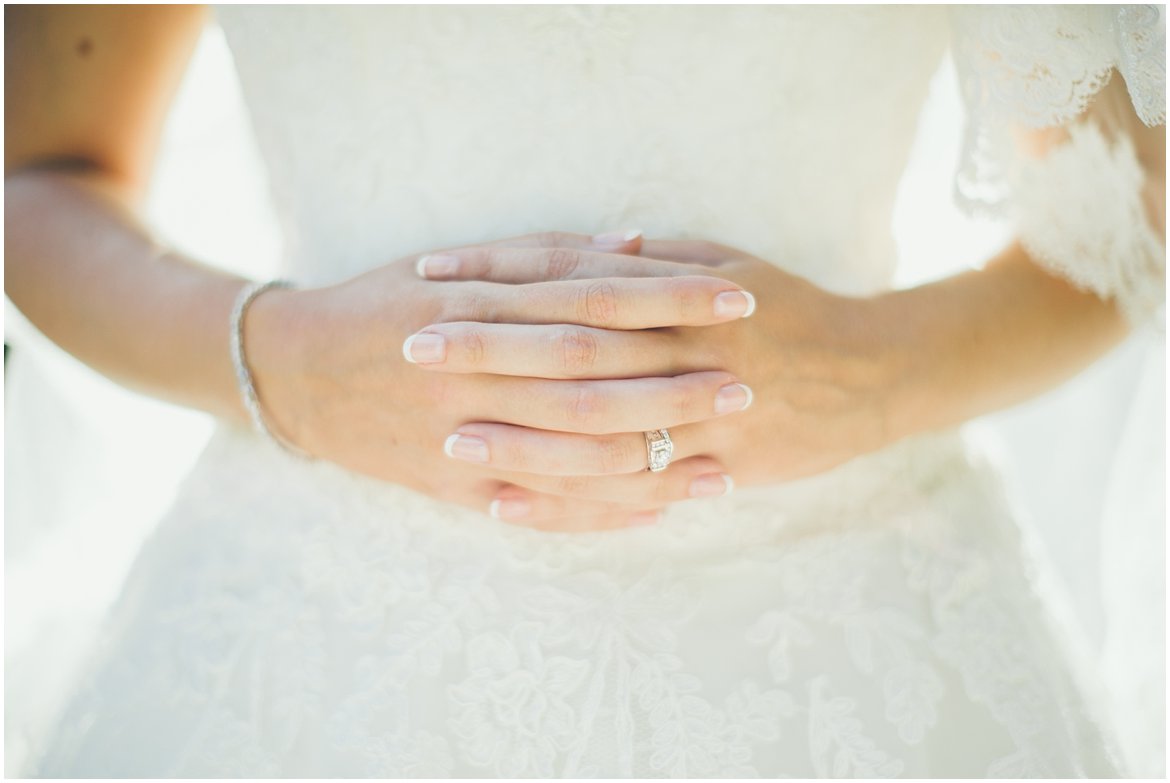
[244, 232, 754, 531]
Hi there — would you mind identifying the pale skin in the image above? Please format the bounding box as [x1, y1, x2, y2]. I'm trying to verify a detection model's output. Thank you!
[6, 7, 1162, 532]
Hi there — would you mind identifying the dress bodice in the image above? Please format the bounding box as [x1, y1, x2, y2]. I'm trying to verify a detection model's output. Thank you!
[216, 5, 948, 295]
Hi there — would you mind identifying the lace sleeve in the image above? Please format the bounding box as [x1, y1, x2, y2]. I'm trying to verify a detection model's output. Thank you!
[950, 5, 1166, 325]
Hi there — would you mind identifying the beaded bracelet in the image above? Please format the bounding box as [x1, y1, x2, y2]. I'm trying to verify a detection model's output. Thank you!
[229, 279, 311, 458]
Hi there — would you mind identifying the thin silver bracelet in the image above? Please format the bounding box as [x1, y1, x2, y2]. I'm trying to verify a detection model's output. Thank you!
[230, 279, 310, 457]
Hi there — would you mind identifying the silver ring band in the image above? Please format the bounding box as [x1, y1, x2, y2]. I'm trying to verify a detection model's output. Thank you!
[644, 428, 673, 472]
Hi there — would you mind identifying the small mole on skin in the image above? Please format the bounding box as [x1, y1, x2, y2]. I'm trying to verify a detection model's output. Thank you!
[76, 37, 93, 57]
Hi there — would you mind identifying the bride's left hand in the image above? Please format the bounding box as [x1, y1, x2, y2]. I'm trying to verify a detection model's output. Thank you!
[413, 239, 905, 519]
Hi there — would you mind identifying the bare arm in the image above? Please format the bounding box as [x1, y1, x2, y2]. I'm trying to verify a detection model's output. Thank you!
[5, 5, 254, 422]
[4, 6, 756, 529]
[875, 241, 1131, 443]
[882, 77, 1164, 443]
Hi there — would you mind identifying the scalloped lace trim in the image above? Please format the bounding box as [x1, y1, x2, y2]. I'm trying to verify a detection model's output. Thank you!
[952, 5, 1165, 209]
[949, 5, 1166, 323]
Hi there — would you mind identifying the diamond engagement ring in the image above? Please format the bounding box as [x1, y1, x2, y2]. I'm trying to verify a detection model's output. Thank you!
[644, 429, 674, 472]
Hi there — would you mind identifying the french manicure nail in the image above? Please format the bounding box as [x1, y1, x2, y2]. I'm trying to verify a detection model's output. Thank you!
[714, 383, 753, 414]
[713, 290, 756, 319]
[625, 510, 661, 527]
[489, 497, 532, 520]
[415, 253, 460, 279]
[591, 228, 643, 245]
[443, 433, 489, 463]
[689, 473, 735, 498]
[402, 332, 446, 364]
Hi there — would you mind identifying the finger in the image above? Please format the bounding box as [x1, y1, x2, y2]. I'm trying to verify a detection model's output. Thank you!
[403, 322, 690, 379]
[445, 425, 659, 476]
[489, 456, 734, 512]
[419, 245, 706, 284]
[442, 400, 746, 475]
[449, 276, 756, 329]
[418, 230, 644, 279]
[478, 372, 754, 435]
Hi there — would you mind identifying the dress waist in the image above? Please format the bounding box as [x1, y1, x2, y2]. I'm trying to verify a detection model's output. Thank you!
[172, 424, 985, 576]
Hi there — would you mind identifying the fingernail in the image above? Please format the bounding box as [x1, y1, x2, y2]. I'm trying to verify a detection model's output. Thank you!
[489, 497, 531, 520]
[415, 253, 460, 279]
[713, 290, 756, 319]
[402, 332, 446, 364]
[591, 228, 642, 245]
[714, 382, 753, 414]
[625, 510, 661, 527]
[443, 433, 489, 463]
[689, 472, 735, 498]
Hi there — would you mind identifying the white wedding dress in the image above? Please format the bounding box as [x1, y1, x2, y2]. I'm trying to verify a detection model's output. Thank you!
[29, 5, 1165, 777]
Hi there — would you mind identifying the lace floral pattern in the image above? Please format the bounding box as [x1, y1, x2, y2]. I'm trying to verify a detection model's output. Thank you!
[949, 4, 1166, 323]
[31, 5, 1138, 777]
[35, 429, 1122, 777]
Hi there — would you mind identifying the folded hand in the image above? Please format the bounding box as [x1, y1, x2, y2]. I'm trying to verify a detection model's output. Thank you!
[246, 231, 757, 531]
[418, 238, 899, 522]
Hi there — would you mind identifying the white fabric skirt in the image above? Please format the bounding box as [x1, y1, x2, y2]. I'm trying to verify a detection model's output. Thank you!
[32, 425, 1121, 777]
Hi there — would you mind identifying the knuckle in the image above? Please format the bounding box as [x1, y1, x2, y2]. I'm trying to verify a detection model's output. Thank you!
[497, 436, 530, 469]
[594, 435, 635, 474]
[565, 384, 604, 429]
[460, 327, 489, 366]
[544, 247, 581, 279]
[554, 474, 591, 497]
[553, 326, 599, 376]
[669, 277, 709, 320]
[672, 382, 700, 423]
[480, 247, 506, 275]
[446, 284, 495, 322]
[579, 281, 619, 325]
